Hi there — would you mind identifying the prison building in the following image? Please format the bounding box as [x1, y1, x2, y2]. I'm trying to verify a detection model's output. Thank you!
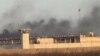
[0, 28, 100, 49]
[20, 29, 100, 49]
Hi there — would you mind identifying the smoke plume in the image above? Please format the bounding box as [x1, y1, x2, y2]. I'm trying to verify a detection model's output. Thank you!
[0, 0, 100, 37]
[77, 6, 100, 35]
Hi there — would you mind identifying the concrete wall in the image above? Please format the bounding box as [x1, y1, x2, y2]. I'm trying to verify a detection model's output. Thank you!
[80, 35, 100, 43]
[29, 36, 100, 49]
[30, 43, 100, 49]
[37, 38, 54, 44]
[20, 32, 100, 49]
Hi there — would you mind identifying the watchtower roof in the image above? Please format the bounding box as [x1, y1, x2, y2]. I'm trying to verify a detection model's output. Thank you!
[19, 28, 31, 33]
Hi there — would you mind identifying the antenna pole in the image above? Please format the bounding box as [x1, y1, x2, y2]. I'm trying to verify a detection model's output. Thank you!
[78, 8, 81, 19]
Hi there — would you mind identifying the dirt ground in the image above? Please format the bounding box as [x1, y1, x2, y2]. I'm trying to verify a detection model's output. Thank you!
[0, 47, 100, 56]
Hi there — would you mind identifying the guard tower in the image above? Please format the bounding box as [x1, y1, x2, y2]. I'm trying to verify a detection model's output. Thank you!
[20, 28, 31, 49]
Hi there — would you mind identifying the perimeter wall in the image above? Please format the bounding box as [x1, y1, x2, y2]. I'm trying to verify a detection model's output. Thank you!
[30, 43, 100, 49]
[30, 36, 100, 49]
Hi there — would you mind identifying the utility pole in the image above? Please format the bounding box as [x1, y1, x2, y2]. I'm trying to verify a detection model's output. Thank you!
[78, 8, 81, 19]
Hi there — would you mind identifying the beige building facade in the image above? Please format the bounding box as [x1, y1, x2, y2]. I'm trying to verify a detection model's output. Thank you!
[20, 29, 100, 49]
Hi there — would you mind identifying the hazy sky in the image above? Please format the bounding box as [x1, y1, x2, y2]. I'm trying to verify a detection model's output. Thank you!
[0, 0, 99, 20]
[0, 0, 99, 32]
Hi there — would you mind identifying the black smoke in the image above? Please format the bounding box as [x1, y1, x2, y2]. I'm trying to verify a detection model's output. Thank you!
[1, 6, 100, 37]
[22, 18, 71, 36]
[0, 18, 71, 37]
[77, 6, 100, 35]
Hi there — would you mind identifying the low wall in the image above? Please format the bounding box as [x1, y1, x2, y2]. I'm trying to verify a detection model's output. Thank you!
[30, 43, 100, 49]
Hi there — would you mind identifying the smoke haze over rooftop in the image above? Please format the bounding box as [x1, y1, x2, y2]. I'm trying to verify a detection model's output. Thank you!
[0, 0, 100, 36]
